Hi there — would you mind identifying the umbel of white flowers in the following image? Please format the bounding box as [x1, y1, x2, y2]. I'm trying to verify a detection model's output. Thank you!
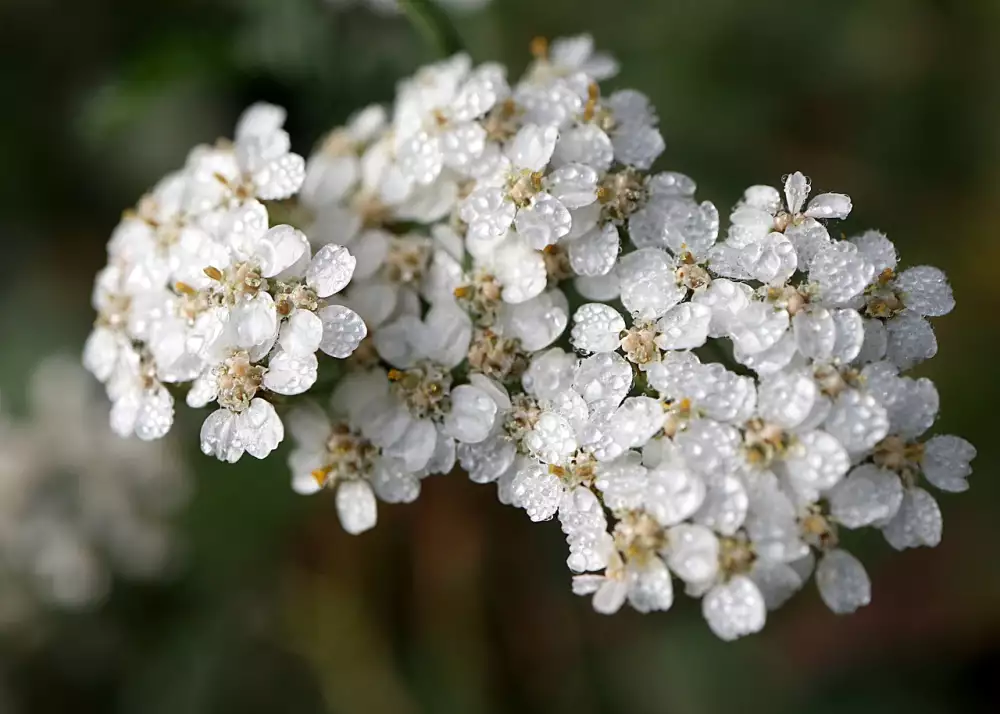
[83, 34, 976, 641]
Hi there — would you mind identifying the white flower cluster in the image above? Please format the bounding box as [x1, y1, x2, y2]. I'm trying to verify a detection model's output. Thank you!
[83, 103, 367, 463]
[85, 35, 976, 640]
[1, 357, 189, 624]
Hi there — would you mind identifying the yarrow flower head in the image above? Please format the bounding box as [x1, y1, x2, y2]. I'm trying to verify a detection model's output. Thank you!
[84, 35, 975, 642]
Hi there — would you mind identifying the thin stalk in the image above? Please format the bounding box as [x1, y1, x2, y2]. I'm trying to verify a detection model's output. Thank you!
[398, 0, 465, 58]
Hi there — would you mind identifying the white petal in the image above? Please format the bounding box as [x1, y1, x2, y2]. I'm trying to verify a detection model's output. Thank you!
[335, 480, 378, 535]
[279, 309, 324, 356]
[895, 265, 955, 317]
[885, 313, 937, 370]
[815, 549, 870, 614]
[645, 466, 706, 527]
[233, 293, 279, 349]
[396, 131, 443, 185]
[783, 171, 810, 214]
[253, 152, 306, 201]
[499, 290, 568, 352]
[553, 124, 613, 172]
[792, 306, 837, 361]
[626, 557, 674, 613]
[665, 523, 719, 585]
[545, 164, 598, 209]
[511, 459, 564, 521]
[439, 122, 487, 171]
[134, 385, 175, 441]
[200, 409, 245, 463]
[444, 385, 499, 444]
[702, 576, 766, 641]
[306, 244, 356, 298]
[849, 230, 897, 274]
[318, 305, 368, 358]
[523, 411, 578, 465]
[569, 223, 619, 277]
[654, 303, 712, 351]
[756, 371, 817, 429]
[783, 430, 850, 500]
[506, 123, 559, 172]
[823, 389, 889, 453]
[573, 351, 633, 404]
[804, 192, 852, 219]
[922, 435, 975, 493]
[240, 398, 285, 459]
[694, 475, 749, 536]
[263, 350, 318, 395]
[828, 464, 903, 528]
[883, 487, 943, 549]
[515, 192, 572, 249]
[570, 303, 626, 354]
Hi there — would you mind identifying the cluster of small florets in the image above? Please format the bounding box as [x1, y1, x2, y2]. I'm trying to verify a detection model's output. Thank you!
[86, 35, 976, 640]
[83, 103, 367, 464]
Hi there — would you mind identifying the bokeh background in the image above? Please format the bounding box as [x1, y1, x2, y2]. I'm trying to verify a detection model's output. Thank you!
[1, 0, 998, 712]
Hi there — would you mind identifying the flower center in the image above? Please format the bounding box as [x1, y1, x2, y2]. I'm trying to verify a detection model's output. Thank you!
[216, 351, 265, 412]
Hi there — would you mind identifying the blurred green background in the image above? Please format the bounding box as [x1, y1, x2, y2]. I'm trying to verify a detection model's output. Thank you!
[1, 0, 998, 712]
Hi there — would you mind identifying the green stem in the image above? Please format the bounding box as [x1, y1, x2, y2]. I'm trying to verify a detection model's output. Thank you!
[398, 0, 465, 58]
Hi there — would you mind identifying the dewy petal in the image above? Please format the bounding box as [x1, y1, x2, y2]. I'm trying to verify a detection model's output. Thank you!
[792, 306, 837, 361]
[499, 289, 569, 352]
[783, 171, 811, 215]
[336, 480, 378, 535]
[626, 557, 674, 613]
[240, 398, 285, 460]
[666, 523, 719, 585]
[592, 578, 629, 615]
[756, 371, 817, 429]
[885, 312, 937, 370]
[134, 385, 175, 441]
[570, 303, 626, 353]
[263, 350, 318, 396]
[200, 408, 245, 463]
[83, 327, 122, 382]
[545, 164, 599, 209]
[460, 186, 516, 238]
[922, 435, 976, 493]
[515, 192, 572, 249]
[396, 130, 443, 185]
[655, 303, 713, 351]
[306, 244, 356, 298]
[553, 124, 614, 172]
[506, 123, 559, 172]
[694, 475, 749, 536]
[444, 385, 499, 445]
[511, 459, 564, 521]
[894, 265, 955, 317]
[254, 152, 306, 201]
[882, 487, 942, 550]
[702, 575, 766, 641]
[279, 309, 324, 356]
[823, 389, 889, 453]
[440, 121, 487, 171]
[645, 466, 706, 527]
[849, 230, 897, 274]
[783, 430, 850, 500]
[830, 308, 865, 363]
[804, 192, 852, 220]
[318, 305, 368, 358]
[569, 223, 619, 277]
[233, 292, 279, 349]
[815, 549, 871, 614]
[828, 464, 903, 528]
[256, 225, 310, 278]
